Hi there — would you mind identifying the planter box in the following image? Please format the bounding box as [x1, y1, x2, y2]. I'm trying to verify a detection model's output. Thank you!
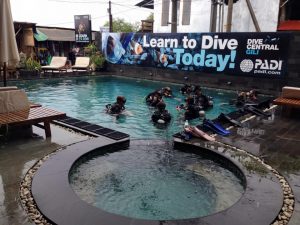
[19, 70, 40, 78]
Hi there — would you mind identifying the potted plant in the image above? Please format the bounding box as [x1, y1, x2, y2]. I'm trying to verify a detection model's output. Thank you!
[84, 43, 98, 56]
[90, 51, 106, 72]
[19, 57, 41, 77]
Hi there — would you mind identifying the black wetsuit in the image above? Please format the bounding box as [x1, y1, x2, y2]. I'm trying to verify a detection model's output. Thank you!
[106, 103, 125, 114]
[180, 84, 192, 95]
[184, 104, 201, 120]
[195, 94, 211, 110]
[152, 109, 172, 123]
[146, 92, 162, 107]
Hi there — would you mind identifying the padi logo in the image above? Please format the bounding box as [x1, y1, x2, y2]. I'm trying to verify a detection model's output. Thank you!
[240, 59, 283, 75]
[240, 59, 254, 72]
[255, 59, 283, 70]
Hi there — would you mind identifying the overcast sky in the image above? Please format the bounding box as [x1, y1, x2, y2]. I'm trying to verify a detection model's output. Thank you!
[10, 0, 153, 30]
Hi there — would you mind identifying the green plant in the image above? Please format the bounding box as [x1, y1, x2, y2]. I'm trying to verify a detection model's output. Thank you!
[24, 58, 41, 71]
[84, 43, 98, 56]
[90, 52, 106, 70]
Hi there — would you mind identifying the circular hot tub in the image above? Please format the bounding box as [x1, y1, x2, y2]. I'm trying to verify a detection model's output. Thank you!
[69, 140, 245, 220]
[31, 138, 283, 225]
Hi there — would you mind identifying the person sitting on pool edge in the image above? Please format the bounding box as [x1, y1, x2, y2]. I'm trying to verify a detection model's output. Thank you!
[235, 89, 258, 107]
[151, 101, 171, 124]
[184, 125, 215, 142]
[106, 96, 126, 114]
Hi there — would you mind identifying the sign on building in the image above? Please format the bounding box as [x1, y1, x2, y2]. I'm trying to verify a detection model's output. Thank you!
[102, 32, 290, 77]
[74, 15, 92, 43]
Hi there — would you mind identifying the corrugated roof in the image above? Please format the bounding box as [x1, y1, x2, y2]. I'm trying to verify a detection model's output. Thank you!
[36, 27, 96, 42]
[37, 27, 75, 41]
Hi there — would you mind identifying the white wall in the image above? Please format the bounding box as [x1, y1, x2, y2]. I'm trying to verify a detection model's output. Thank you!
[229, 0, 280, 32]
[154, 0, 211, 33]
[154, 0, 280, 33]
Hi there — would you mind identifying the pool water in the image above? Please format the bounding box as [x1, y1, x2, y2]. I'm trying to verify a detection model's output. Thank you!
[18, 76, 236, 139]
[70, 141, 244, 220]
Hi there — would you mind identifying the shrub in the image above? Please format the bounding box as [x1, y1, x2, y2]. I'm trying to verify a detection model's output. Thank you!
[86, 43, 106, 71]
[24, 58, 41, 71]
[90, 53, 106, 71]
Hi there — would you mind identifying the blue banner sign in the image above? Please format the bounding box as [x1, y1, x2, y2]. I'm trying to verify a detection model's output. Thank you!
[102, 32, 290, 77]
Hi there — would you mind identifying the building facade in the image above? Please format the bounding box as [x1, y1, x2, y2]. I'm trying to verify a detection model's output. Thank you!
[154, 0, 281, 33]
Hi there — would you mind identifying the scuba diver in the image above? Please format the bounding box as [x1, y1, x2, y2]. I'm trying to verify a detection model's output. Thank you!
[180, 84, 193, 95]
[106, 96, 126, 115]
[194, 89, 213, 110]
[193, 85, 201, 93]
[161, 87, 173, 97]
[183, 96, 202, 120]
[151, 101, 171, 124]
[180, 77, 193, 95]
[235, 89, 258, 107]
[146, 90, 163, 107]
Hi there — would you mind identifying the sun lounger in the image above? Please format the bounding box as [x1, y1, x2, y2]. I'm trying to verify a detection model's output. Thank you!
[72, 57, 90, 72]
[273, 86, 300, 108]
[41, 56, 67, 75]
[0, 89, 66, 137]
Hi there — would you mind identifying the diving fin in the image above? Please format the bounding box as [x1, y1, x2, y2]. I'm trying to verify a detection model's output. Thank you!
[203, 119, 231, 136]
[218, 113, 244, 127]
[244, 105, 271, 118]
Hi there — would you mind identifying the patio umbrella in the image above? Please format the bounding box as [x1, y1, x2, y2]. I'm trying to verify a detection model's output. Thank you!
[0, 0, 19, 87]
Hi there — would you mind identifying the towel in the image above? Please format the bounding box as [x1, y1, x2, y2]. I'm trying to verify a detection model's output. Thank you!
[0, 89, 30, 113]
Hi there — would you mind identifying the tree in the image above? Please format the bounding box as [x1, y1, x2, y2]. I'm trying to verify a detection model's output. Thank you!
[104, 18, 140, 32]
[146, 13, 154, 21]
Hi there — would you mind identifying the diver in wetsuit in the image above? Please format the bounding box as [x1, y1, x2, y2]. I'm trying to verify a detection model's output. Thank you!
[235, 89, 258, 107]
[184, 96, 201, 120]
[180, 84, 193, 95]
[151, 101, 171, 124]
[146, 90, 163, 107]
[106, 96, 126, 114]
[194, 90, 212, 110]
[161, 87, 173, 97]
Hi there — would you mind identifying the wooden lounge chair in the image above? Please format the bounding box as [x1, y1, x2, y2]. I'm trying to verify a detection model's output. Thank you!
[72, 57, 90, 72]
[41, 56, 67, 75]
[0, 89, 66, 137]
[273, 86, 300, 108]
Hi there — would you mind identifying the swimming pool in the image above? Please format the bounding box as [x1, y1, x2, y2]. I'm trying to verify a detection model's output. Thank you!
[17, 76, 236, 139]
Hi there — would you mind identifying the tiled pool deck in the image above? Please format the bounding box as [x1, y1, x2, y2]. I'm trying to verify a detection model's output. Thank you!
[0, 103, 299, 224]
[217, 107, 300, 225]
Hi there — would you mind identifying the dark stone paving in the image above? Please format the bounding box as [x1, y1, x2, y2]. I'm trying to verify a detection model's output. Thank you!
[217, 106, 300, 225]
[0, 102, 299, 224]
[0, 125, 90, 225]
[32, 139, 282, 225]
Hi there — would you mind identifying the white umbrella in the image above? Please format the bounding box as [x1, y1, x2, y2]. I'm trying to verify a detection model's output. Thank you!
[0, 0, 19, 87]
